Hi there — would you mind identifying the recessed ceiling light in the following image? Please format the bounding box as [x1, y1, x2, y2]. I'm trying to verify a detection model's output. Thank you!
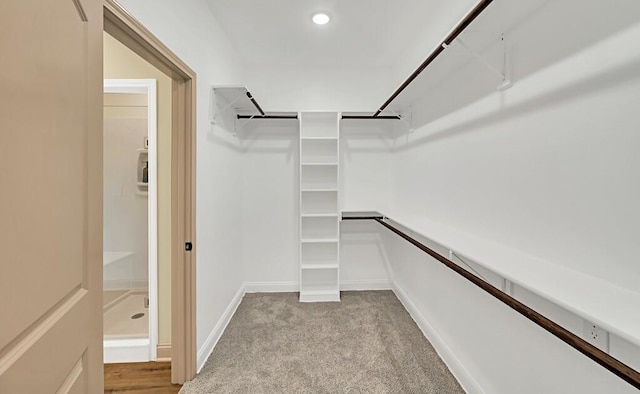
[312, 13, 330, 25]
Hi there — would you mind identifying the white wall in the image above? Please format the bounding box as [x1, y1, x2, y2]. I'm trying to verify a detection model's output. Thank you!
[384, 2, 640, 392]
[387, 232, 637, 394]
[239, 120, 299, 286]
[339, 120, 396, 213]
[339, 120, 396, 286]
[117, 0, 246, 360]
[393, 5, 640, 292]
[103, 109, 148, 290]
[390, 0, 478, 92]
[244, 65, 394, 112]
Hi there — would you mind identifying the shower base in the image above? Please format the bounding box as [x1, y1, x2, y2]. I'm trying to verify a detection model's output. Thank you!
[103, 290, 150, 363]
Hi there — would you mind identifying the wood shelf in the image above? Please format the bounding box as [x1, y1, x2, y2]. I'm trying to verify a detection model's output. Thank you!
[301, 264, 339, 270]
[301, 213, 338, 218]
[301, 188, 338, 192]
[384, 210, 640, 348]
[301, 238, 339, 244]
[301, 136, 338, 140]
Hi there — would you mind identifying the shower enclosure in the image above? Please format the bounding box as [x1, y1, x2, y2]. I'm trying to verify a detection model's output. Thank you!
[103, 79, 158, 362]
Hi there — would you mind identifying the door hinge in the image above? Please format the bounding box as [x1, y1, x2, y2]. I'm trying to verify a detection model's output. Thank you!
[185, 242, 193, 251]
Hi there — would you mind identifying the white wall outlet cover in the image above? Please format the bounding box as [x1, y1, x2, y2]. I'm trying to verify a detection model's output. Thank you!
[583, 321, 609, 352]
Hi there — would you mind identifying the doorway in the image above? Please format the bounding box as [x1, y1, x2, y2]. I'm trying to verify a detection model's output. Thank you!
[103, 79, 158, 362]
[104, 0, 197, 384]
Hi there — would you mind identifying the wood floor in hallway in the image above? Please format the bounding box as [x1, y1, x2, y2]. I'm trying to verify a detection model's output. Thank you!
[104, 362, 181, 393]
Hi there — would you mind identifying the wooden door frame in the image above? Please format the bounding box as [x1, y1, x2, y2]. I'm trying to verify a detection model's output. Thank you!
[103, 0, 197, 384]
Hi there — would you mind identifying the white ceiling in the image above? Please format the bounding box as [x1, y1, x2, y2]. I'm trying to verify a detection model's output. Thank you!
[205, 0, 458, 68]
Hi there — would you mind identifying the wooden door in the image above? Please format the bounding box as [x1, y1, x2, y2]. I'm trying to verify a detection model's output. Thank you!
[0, 0, 103, 392]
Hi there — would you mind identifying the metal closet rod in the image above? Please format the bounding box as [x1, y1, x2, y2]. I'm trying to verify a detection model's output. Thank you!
[341, 115, 401, 120]
[245, 91, 265, 116]
[373, 0, 495, 117]
[237, 114, 399, 120]
[237, 114, 298, 119]
[370, 217, 640, 390]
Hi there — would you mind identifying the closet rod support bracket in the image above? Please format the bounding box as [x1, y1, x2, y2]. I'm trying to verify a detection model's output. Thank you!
[210, 88, 244, 125]
[385, 108, 414, 133]
[453, 34, 513, 91]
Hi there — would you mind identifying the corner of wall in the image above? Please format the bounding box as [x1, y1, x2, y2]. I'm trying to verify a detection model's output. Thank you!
[196, 283, 245, 372]
[391, 282, 484, 394]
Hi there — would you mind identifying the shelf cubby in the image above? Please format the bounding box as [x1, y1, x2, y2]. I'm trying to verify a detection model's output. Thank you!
[301, 217, 338, 240]
[301, 139, 338, 164]
[301, 165, 338, 190]
[301, 243, 338, 265]
[300, 112, 339, 138]
[301, 191, 337, 215]
[300, 269, 339, 292]
[136, 149, 149, 196]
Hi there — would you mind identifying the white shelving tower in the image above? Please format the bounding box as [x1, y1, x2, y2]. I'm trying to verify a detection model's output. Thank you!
[299, 112, 340, 302]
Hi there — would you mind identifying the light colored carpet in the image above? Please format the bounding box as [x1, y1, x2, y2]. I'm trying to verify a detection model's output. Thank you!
[180, 291, 464, 393]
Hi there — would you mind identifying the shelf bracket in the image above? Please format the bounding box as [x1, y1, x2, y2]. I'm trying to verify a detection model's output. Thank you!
[385, 108, 414, 133]
[450, 250, 488, 282]
[236, 114, 257, 130]
[504, 279, 513, 295]
[210, 88, 245, 125]
[229, 116, 252, 150]
[454, 34, 512, 91]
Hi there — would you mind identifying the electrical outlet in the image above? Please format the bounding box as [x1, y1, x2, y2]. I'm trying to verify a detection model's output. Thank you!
[583, 321, 609, 352]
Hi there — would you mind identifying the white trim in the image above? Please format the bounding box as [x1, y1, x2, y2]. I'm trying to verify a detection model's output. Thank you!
[340, 279, 392, 291]
[392, 282, 484, 394]
[242, 279, 392, 293]
[197, 285, 245, 372]
[244, 281, 299, 293]
[103, 338, 151, 363]
[299, 290, 340, 302]
[103, 79, 158, 361]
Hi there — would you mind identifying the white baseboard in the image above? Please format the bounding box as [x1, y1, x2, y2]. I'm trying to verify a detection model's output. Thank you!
[244, 281, 298, 293]
[196, 284, 245, 372]
[299, 290, 340, 302]
[341, 279, 392, 291]
[104, 338, 150, 363]
[243, 279, 392, 293]
[392, 283, 484, 394]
